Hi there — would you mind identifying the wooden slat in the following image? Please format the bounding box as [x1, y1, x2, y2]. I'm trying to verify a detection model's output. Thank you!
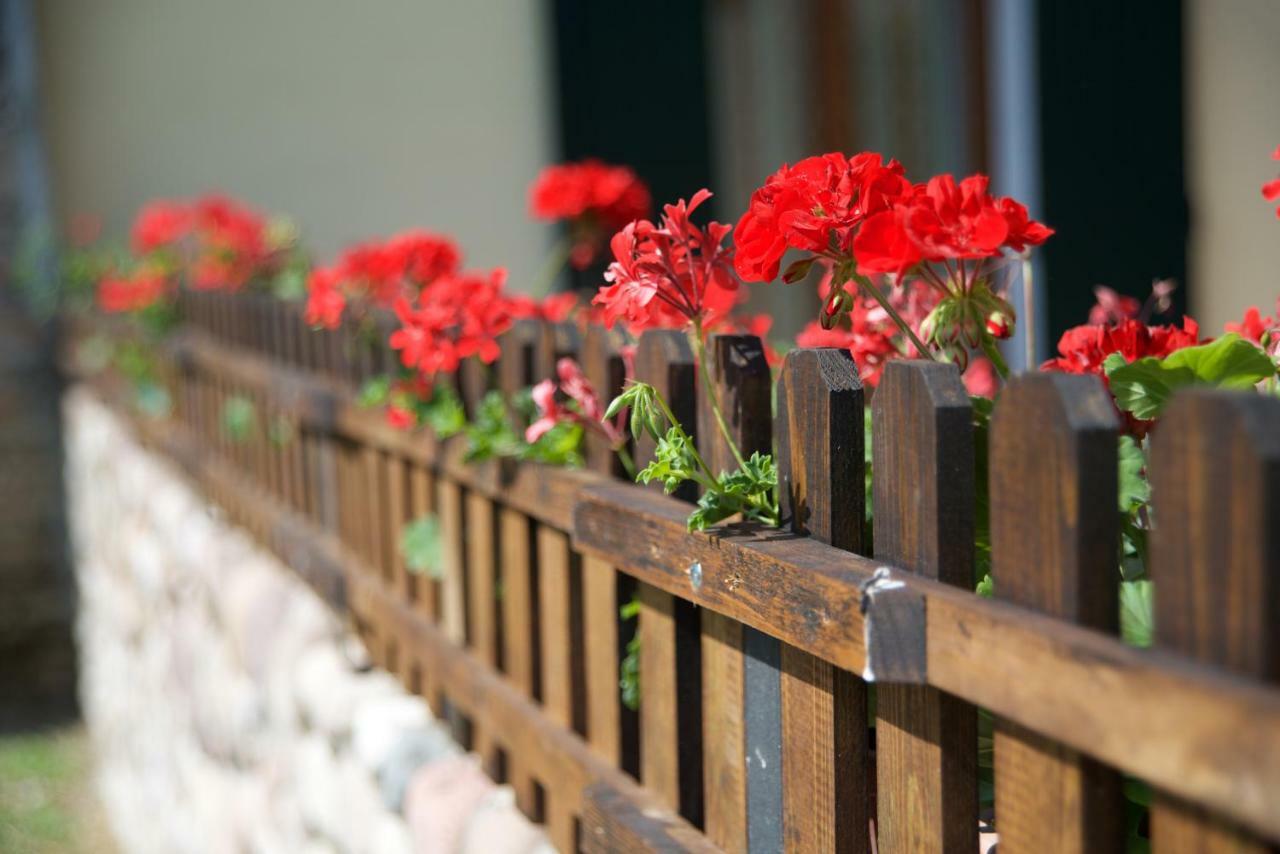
[465, 490, 501, 775]
[437, 478, 467, 645]
[1149, 390, 1280, 853]
[579, 324, 634, 769]
[500, 505, 539, 816]
[363, 445, 386, 578]
[632, 329, 703, 827]
[990, 372, 1123, 853]
[872, 361, 977, 853]
[537, 523, 586, 849]
[404, 463, 429, 608]
[696, 335, 771, 852]
[774, 347, 868, 853]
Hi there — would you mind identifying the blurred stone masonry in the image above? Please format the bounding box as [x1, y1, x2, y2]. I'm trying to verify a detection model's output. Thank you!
[64, 388, 554, 854]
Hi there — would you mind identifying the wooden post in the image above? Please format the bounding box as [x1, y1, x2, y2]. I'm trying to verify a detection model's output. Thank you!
[1149, 390, 1280, 853]
[695, 334, 772, 852]
[873, 360, 977, 853]
[632, 329, 703, 827]
[990, 372, 1123, 853]
[775, 347, 869, 853]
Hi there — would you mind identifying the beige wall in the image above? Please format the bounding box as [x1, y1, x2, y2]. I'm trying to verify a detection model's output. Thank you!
[1187, 0, 1280, 330]
[36, 0, 556, 289]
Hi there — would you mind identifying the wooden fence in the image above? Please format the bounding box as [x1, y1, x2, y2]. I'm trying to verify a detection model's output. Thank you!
[70, 290, 1280, 853]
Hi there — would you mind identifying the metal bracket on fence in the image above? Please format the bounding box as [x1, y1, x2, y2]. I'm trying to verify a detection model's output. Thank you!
[859, 566, 927, 684]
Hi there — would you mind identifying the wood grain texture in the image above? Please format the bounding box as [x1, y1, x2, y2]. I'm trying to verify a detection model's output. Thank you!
[633, 329, 704, 827]
[582, 553, 622, 764]
[582, 780, 722, 854]
[499, 504, 539, 817]
[990, 372, 1123, 853]
[774, 347, 869, 853]
[580, 323, 629, 478]
[697, 335, 771, 852]
[872, 361, 977, 854]
[437, 478, 467, 646]
[537, 524, 585, 733]
[465, 492, 498, 667]
[1149, 390, 1280, 853]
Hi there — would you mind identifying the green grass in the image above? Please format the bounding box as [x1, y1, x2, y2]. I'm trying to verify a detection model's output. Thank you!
[0, 727, 114, 853]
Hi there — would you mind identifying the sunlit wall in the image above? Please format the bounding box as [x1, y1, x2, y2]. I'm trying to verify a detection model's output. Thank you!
[35, 0, 557, 288]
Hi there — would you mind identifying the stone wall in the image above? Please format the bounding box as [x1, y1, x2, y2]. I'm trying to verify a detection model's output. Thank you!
[64, 389, 553, 854]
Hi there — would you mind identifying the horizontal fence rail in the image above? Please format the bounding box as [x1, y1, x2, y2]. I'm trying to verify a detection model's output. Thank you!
[62, 290, 1280, 853]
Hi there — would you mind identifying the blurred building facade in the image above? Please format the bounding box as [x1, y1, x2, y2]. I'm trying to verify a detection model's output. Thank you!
[28, 0, 1280, 349]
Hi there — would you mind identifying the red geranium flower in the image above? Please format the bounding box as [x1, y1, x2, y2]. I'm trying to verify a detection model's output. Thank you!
[1225, 302, 1278, 351]
[530, 160, 651, 268]
[389, 267, 516, 378]
[734, 152, 910, 282]
[1041, 317, 1201, 376]
[386, 405, 415, 430]
[527, 358, 625, 446]
[131, 200, 191, 255]
[593, 188, 743, 333]
[98, 269, 170, 313]
[305, 230, 463, 328]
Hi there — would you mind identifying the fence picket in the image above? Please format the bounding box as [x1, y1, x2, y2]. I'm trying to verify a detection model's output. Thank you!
[694, 334, 772, 852]
[579, 325, 635, 770]
[775, 347, 869, 853]
[1149, 391, 1280, 853]
[990, 372, 1124, 853]
[633, 329, 703, 827]
[872, 360, 977, 853]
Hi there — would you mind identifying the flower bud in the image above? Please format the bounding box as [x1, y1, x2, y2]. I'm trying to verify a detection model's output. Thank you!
[986, 311, 1013, 339]
[820, 289, 849, 330]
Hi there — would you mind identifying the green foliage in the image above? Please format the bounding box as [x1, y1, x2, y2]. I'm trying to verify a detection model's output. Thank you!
[970, 395, 994, 586]
[464, 391, 524, 462]
[400, 515, 442, 578]
[687, 452, 778, 532]
[357, 376, 392, 408]
[615, 380, 780, 532]
[1105, 333, 1277, 420]
[421, 385, 467, 438]
[221, 396, 257, 443]
[1119, 579, 1154, 648]
[619, 594, 641, 711]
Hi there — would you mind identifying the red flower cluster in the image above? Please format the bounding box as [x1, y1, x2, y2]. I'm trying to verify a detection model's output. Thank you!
[126, 193, 285, 291]
[853, 174, 1052, 278]
[593, 189, 743, 333]
[795, 274, 939, 386]
[1041, 317, 1201, 376]
[390, 267, 515, 375]
[305, 230, 462, 328]
[734, 152, 910, 283]
[527, 358, 625, 446]
[97, 269, 170, 313]
[530, 160, 651, 268]
[1226, 302, 1279, 352]
[1263, 145, 1280, 218]
[131, 200, 191, 255]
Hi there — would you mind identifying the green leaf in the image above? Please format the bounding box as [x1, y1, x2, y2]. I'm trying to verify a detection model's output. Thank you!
[422, 386, 466, 437]
[1106, 334, 1277, 420]
[781, 256, 817, 284]
[975, 574, 994, 597]
[1119, 579, 1153, 648]
[358, 376, 392, 408]
[1117, 435, 1150, 511]
[221, 396, 256, 443]
[401, 515, 442, 578]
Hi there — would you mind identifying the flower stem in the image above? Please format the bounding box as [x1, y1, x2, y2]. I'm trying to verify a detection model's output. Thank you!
[980, 332, 1011, 380]
[649, 387, 718, 482]
[529, 235, 572, 298]
[614, 443, 637, 479]
[852, 272, 937, 361]
[690, 319, 749, 470]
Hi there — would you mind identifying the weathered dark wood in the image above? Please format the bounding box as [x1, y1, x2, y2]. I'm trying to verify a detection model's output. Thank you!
[582, 780, 722, 854]
[580, 324, 630, 478]
[632, 329, 704, 827]
[1149, 390, 1280, 853]
[535, 320, 582, 385]
[774, 347, 869, 853]
[497, 319, 539, 428]
[693, 335, 771, 852]
[990, 372, 1123, 853]
[437, 479, 467, 645]
[872, 361, 977, 854]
